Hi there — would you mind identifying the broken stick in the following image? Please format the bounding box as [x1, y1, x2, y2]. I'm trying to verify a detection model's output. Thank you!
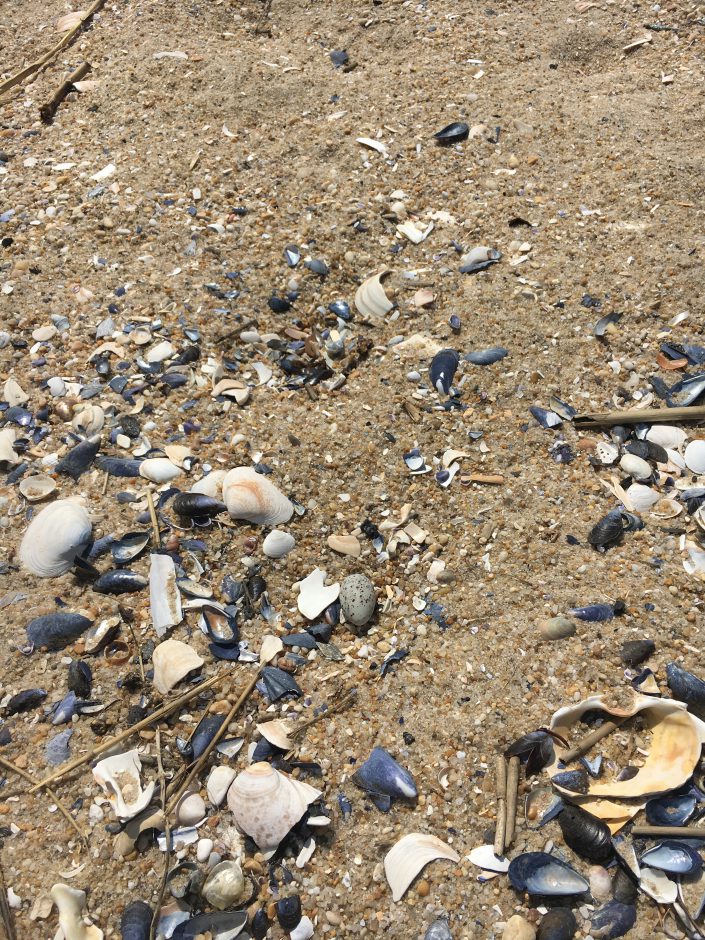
[40, 61, 91, 123]
[493, 756, 507, 857]
[575, 404, 705, 429]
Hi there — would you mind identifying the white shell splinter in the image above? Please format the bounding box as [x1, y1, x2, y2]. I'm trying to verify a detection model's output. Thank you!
[50, 884, 103, 940]
[296, 568, 340, 620]
[384, 833, 460, 901]
[92, 749, 155, 821]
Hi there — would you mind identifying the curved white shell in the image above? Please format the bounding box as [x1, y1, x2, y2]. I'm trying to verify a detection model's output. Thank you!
[354, 270, 394, 319]
[92, 749, 155, 822]
[3, 377, 28, 406]
[207, 765, 237, 807]
[625, 483, 660, 512]
[594, 441, 618, 465]
[191, 469, 228, 498]
[296, 568, 340, 620]
[257, 719, 294, 751]
[227, 762, 321, 858]
[146, 340, 175, 363]
[262, 529, 295, 558]
[645, 425, 688, 450]
[50, 884, 103, 940]
[152, 638, 203, 694]
[650, 498, 682, 519]
[139, 457, 183, 483]
[202, 860, 246, 910]
[222, 467, 293, 526]
[684, 440, 705, 474]
[0, 427, 20, 466]
[384, 833, 460, 902]
[620, 453, 651, 480]
[19, 496, 92, 577]
[72, 404, 105, 436]
[18, 474, 57, 502]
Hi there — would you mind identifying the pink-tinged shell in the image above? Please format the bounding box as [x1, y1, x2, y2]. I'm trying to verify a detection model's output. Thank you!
[222, 467, 293, 526]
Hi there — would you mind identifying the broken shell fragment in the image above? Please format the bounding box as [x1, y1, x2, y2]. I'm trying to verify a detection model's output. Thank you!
[384, 833, 460, 902]
[222, 467, 293, 526]
[0, 428, 20, 466]
[352, 747, 417, 811]
[257, 719, 295, 751]
[149, 553, 183, 637]
[459, 246, 501, 274]
[354, 271, 394, 319]
[296, 568, 340, 620]
[19, 496, 92, 577]
[18, 474, 57, 502]
[327, 533, 361, 556]
[207, 766, 237, 807]
[227, 762, 321, 858]
[201, 861, 246, 910]
[50, 884, 103, 940]
[92, 749, 155, 821]
[152, 639, 204, 694]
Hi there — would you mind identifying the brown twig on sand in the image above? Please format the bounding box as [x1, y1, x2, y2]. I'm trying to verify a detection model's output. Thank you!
[39, 61, 91, 123]
[493, 756, 507, 857]
[505, 756, 520, 850]
[575, 404, 705, 429]
[289, 687, 358, 740]
[150, 730, 170, 940]
[560, 719, 626, 764]
[0, 0, 107, 96]
[0, 755, 87, 849]
[28, 672, 225, 794]
[0, 850, 16, 940]
[146, 490, 161, 548]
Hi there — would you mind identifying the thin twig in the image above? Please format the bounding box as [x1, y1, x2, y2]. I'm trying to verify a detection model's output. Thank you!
[505, 756, 520, 850]
[560, 719, 626, 764]
[0, 755, 87, 849]
[146, 490, 161, 549]
[101, 470, 109, 496]
[289, 687, 358, 739]
[494, 756, 507, 856]
[575, 404, 705, 429]
[39, 61, 91, 123]
[28, 672, 225, 794]
[632, 826, 705, 839]
[125, 620, 145, 686]
[0, 849, 16, 940]
[150, 730, 170, 940]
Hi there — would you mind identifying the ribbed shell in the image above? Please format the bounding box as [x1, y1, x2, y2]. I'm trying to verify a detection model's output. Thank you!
[222, 467, 293, 526]
[19, 497, 92, 577]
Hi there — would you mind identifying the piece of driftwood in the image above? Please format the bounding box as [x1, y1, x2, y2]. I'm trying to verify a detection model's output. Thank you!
[0, 0, 106, 96]
[575, 404, 705, 429]
[40, 62, 91, 123]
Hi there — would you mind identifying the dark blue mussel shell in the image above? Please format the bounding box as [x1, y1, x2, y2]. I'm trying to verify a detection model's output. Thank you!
[465, 347, 508, 366]
[589, 901, 636, 940]
[120, 900, 153, 940]
[640, 840, 702, 874]
[666, 662, 705, 721]
[508, 852, 589, 896]
[433, 121, 469, 144]
[352, 747, 417, 812]
[26, 612, 93, 650]
[429, 349, 459, 395]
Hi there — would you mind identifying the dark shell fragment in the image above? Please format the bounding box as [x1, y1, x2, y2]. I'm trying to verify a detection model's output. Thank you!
[96, 456, 143, 477]
[505, 730, 556, 777]
[429, 348, 459, 395]
[55, 434, 101, 481]
[5, 688, 47, 715]
[172, 493, 227, 519]
[558, 803, 613, 862]
[433, 121, 469, 144]
[276, 895, 302, 931]
[588, 508, 624, 550]
[640, 840, 702, 874]
[508, 851, 589, 896]
[120, 900, 153, 940]
[465, 347, 508, 366]
[552, 768, 589, 794]
[26, 612, 93, 650]
[258, 667, 302, 702]
[67, 660, 92, 698]
[171, 911, 247, 940]
[589, 902, 636, 940]
[666, 662, 705, 720]
[93, 569, 148, 595]
[536, 907, 577, 940]
[111, 531, 150, 564]
[352, 747, 417, 812]
[645, 791, 697, 827]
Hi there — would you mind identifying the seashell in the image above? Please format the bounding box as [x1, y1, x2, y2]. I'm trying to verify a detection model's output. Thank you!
[340, 573, 376, 627]
[589, 901, 635, 939]
[202, 861, 245, 910]
[56, 434, 101, 481]
[589, 865, 614, 903]
[624, 483, 660, 511]
[227, 762, 321, 858]
[327, 533, 361, 556]
[93, 749, 155, 821]
[191, 469, 228, 498]
[641, 840, 702, 875]
[530, 405, 562, 429]
[352, 747, 417, 811]
[557, 804, 613, 862]
[536, 908, 577, 940]
[173, 493, 226, 519]
[502, 916, 536, 940]
[384, 832, 460, 902]
[5, 688, 47, 715]
[459, 246, 501, 274]
[594, 312, 622, 337]
[83, 615, 120, 654]
[222, 467, 293, 525]
[645, 424, 688, 449]
[149, 553, 183, 637]
[146, 340, 175, 363]
[276, 895, 302, 931]
[619, 639, 655, 667]
[3, 377, 29, 406]
[50, 884, 103, 940]
[97, 456, 143, 477]
[508, 852, 588, 897]
[429, 348, 459, 395]
[639, 866, 677, 904]
[587, 508, 625, 550]
[354, 271, 394, 319]
[176, 792, 206, 827]
[207, 766, 237, 807]
[68, 660, 92, 698]
[684, 439, 705, 473]
[120, 900, 152, 940]
[465, 347, 509, 366]
[260, 633, 284, 664]
[524, 787, 564, 830]
[650, 497, 681, 518]
[93, 569, 148, 595]
[433, 121, 469, 144]
[682, 538, 705, 579]
[619, 453, 651, 481]
[467, 844, 510, 873]
[425, 920, 453, 940]
[152, 639, 203, 694]
[594, 441, 619, 465]
[259, 666, 302, 702]
[73, 404, 105, 436]
[170, 911, 247, 940]
[0, 427, 20, 467]
[666, 662, 705, 720]
[26, 611, 93, 651]
[645, 791, 697, 827]
[262, 529, 296, 558]
[397, 220, 433, 244]
[257, 719, 294, 751]
[18, 474, 57, 502]
[296, 568, 340, 620]
[164, 444, 191, 468]
[111, 532, 150, 564]
[568, 603, 618, 622]
[19, 496, 92, 577]
[552, 769, 589, 794]
[538, 616, 575, 641]
[139, 457, 183, 483]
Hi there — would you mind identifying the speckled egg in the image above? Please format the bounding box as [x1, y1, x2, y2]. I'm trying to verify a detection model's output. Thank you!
[340, 574, 376, 627]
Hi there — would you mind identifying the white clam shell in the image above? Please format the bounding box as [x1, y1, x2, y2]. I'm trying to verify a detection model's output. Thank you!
[92, 749, 155, 821]
[354, 270, 394, 319]
[384, 833, 460, 902]
[327, 533, 361, 556]
[256, 719, 294, 751]
[191, 469, 228, 498]
[201, 860, 246, 910]
[145, 340, 175, 363]
[139, 457, 183, 483]
[296, 568, 340, 620]
[650, 498, 682, 519]
[640, 867, 678, 904]
[149, 553, 183, 637]
[50, 884, 103, 940]
[619, 453, 652, 481]
[467, 844, 510, 873]
[222, 467, 293, 525]
[72, 404, 105, 436]
[684, 440, 705, 474]
[3, 377, 29, 406]
[594, 441, 618, 465]
[152, 638, 203, 694]
[0, 427, 20, 466]
[207, 766, 237, 807]
[19, 496, 92, 577]
[624, 483, 660, 512]
[227, 762, 321, 858]
[645, 425, 688, 450]
[262, 529, 295, 558]
[18, 474, 57, 502]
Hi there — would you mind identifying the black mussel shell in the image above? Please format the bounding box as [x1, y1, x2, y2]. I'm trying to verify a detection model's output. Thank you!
[612, 867, 638, 906]
[201, 606, 238, 645]
[282, 632, 317, 650]
[429, 348, 459, 395]
[619, 511, 643, 533]
[307, 622, 333, 643]
[588, 508, 624, 550]
[558, 803, 613, 862]
[172, 911, 247, 940]
[246, 574, 267, 602]
[530, 406, 562, 429]
[55, 434, 101, 481]
[258, 667, 302, 702]
[624, 440, 650, 460]
[111, 531, 150, 564]
[209, 642, 241, 662]
[5, 688, 47, 715]
[305, 258, 328, 277]
[172, 493, 226, 519]
[352, 747, 417, 810]
[93, 569, 148, 595]
[67, 660, 92, 698]
[568, 604, 617, 623]
[268, 295, 292, 314]
[594, 312, 622, 338]
[536, 907, 577, 940]
[251, 908, 270, 940]
[640, 840, 703, 874]
[589, 901, 636, 939]
[96, 456, 143, 477]
[433, 121, 469, 144]
[508, 852, 589, 896]
[552, 769, 589, 794]
[284, 245, 300, 267]
[620, 639, 655, 667]
[465, 347, 509, 366]
[120, 900, 153, 940]
[645, 791, 697, 827]
[276, 895, 302, 931]
[26, 611, 93, 651]
[666, 662, 705, 720]
[505, 730, 556, 777]
[190, 714, 226, 761]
